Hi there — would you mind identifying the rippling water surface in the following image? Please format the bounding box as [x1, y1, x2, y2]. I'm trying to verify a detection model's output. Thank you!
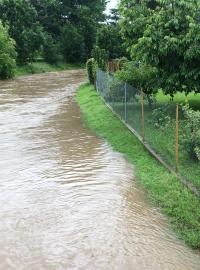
[0, 70, 199, 270]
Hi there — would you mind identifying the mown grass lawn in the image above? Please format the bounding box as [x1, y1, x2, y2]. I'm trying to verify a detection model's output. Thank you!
[77, 83, 200, 249]
[156, 90, 200, 110]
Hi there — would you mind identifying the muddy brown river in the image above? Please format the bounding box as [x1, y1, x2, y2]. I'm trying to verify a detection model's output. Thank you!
[0, 70, 199, 270]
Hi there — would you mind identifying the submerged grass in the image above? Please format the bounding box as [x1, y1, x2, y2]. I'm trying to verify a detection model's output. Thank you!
[76, 83, 200, 249]
[15, 61, 83, 77]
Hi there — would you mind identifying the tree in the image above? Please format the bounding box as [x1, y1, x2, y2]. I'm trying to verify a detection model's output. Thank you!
[120, 0, 200, 96]
[0, 22, 16, 79]
[30, 0, 61, 36]
[96, 9, 127, 60]
[60, 0, 107, 60]
[60, 23, 85, 63]
[0, 0, 44, 64]
[43, 34, 61, 64]
[119, 0, 157, 56]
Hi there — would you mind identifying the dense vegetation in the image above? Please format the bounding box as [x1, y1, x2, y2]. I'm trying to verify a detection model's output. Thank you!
[0, 0, 107, 78]
[85, 0, 200, 167]
[77, 84, 200, 249]
[0, 22, 16, 79]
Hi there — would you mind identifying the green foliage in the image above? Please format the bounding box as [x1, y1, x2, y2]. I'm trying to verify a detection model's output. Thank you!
[0, 0, 107, 68]
[115, 61, 158, 95]
[0, 22, 16, 79]
[119, 0, 156, 55]
[43, 34, 61, 64]
[58, 0, 107, 60]
[0, 0, 45, 64]
[15, 61, 83, 76]
[60, 24, 85, 63]
[151, 105, 172, 131]
[118, 57, 128, 69]
[30, 0, 61, 36]
[92, 46, 108, 71]
[86, 58, 97, 85]
[120, 0, 200, 96]
[182, 105, 200, 161]
[96, 9, 127, 60]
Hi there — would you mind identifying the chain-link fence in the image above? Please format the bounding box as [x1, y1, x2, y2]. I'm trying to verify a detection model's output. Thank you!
[96, 69, 200, 195]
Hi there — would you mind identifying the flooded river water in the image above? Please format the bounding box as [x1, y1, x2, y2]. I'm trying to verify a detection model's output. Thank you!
[0, 70, 199, 270]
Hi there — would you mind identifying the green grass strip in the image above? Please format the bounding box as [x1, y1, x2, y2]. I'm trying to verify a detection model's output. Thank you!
[76, 83, 200, 249]
[15, 61, 83, 77]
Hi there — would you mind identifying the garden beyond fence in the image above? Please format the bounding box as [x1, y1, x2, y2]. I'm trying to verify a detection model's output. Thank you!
[96, 69, 200, 195]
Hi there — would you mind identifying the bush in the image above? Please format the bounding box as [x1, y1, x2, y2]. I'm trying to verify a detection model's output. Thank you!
[151, 104, 172, 131]
[182, 105, 200, 161]
[91, 46, 108, 71]
[86, 58, 97, 85]
[0, 23, 16, 79]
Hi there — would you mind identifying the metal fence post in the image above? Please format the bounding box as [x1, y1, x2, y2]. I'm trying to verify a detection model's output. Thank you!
[175, 104, 179, 173]
[141, 89, 145, 142]
[124, 83, 127, 122]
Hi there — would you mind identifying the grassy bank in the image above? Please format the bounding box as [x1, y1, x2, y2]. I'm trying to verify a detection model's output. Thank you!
[76, 83, 200, 249]
[108, 101, 200, 190]
[15, 61, 83, 77]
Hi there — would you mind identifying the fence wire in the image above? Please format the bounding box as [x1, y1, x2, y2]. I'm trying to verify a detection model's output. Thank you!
[96, 69, 200, 194]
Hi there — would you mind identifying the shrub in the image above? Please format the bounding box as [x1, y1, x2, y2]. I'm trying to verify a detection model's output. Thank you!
[151, 104, 172, 131]
[86, 58, 97, 85]
[91, 46, 108, 71]
[181, 105, 200, 161]
[0, 23, 16, 79]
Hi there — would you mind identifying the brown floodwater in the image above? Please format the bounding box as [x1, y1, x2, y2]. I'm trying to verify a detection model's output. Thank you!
[0, 70, 199, 270]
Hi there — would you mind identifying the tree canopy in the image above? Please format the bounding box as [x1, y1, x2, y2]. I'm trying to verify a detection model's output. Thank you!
[120, 0, 200, 95]
[0, 0, 107, 64]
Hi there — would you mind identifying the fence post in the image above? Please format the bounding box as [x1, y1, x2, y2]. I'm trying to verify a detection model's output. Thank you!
[141, 89, 145, 142]
[124, 83, 127, 122]
[175, 104, 179, 173]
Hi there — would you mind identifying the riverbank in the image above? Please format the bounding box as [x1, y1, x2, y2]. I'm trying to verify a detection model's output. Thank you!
[15, 61, 83, 77]
[76, 83, 200, 249]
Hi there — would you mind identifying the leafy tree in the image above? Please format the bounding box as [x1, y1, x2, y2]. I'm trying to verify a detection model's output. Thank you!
[43, 34, 61, 64]
[133, 0, 200, 95]
[61, 0, 107, 59]
[60, 24, 85, 63]
[0, 0, 45, 64]
[120, 0, 200, 96]
[116, 61, 158, 106]
[30, 0, 61, 36]
[0, 22, 16, 79]
[119, 0, 157, 56]
[96, 10, 127, 60]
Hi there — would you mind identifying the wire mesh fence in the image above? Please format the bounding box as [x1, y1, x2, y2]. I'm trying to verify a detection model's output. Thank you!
[96, 69, 200, 194]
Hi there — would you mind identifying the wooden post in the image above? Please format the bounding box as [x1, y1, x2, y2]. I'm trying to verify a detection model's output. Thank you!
[141, 89, 145, 142]
[175, 104, 179, 173]
[124, 83, 127, 122]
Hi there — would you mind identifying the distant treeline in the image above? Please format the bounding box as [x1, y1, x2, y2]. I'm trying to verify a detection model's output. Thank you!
[0, 0, 109, 78]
